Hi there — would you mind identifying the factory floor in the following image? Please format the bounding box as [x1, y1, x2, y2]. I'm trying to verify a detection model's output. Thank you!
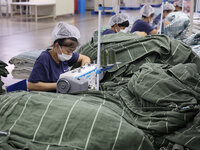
[0, 10, 139, 87]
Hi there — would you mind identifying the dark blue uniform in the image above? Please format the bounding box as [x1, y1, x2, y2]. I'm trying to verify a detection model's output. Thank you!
[102, 29, 116, 35]
[131, 19, 154, 35]
[28, 49, 79, 84]
[153, 13, 161, 27]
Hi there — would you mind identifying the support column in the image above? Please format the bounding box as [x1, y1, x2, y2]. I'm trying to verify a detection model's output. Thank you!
[78, 0, 85, 14]
[189, 0, 194, 35]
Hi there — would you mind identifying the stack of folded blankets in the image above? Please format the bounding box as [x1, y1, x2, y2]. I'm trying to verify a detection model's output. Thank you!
[0, 60, 9, 94]
[9, 50, 44, 79]
[193, 13, 200, 33]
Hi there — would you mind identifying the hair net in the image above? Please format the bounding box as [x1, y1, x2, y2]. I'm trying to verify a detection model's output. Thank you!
[140, 4, 154, 17]
[52, 22, 80, 42]
[109, 14, 129, 26]
[176, 0, 183, 7]
[164, 3, 175, 11]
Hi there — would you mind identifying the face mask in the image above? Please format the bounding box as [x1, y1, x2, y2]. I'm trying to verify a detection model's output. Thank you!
[57, 46, 72, 62]
[120, 28, 128, 33]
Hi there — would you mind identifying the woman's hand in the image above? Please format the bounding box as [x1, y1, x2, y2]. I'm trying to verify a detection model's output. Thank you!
[78, 54, 91, 66]
[164, 20, 169, 27]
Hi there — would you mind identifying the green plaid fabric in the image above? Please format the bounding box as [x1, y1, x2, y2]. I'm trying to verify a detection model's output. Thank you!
[78, 32, 200, 81]
[166, 112, 200, 150]
[0, 91, 154, 150]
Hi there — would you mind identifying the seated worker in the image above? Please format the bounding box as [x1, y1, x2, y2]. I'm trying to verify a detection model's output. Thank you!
[131, 4, 159, 35]
[102, 14, 129, 35]
[153, 3, 175, 29]
[27, 22, 91, 92]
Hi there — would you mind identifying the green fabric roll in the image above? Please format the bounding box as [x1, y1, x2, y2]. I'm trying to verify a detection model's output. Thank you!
[100, 50, 107, 67]
[107, 50, 116, 66]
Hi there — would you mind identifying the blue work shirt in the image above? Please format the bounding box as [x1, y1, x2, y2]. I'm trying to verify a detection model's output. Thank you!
[153, 13, 161, 28]
[153, 14, 166, 34]
[131, 19, 154, 35]
[28, 49, 79, 84]
[102, 29, 115, 35]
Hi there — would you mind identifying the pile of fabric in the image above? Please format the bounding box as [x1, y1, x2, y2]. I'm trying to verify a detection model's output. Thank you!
[193, 13, 200, 33]
[1, 33, 200, 150]
[79, 32, 200, 150]
[184, 32, 200, 57]
[0, 60, 9, 94]
[193, 20, 200, 32]
[9, 50, 44, 79]
[184, 32, 200, 46]
[0, 91, 154, 150]
[165, 11, 190, 40]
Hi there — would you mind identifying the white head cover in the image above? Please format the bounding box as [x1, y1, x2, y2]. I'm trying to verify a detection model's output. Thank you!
[109, 14, 129, 27]
[140, 4, 154, 17]
[164, 3, 175, 11]
[52, 22, 80, 42]
[176, 0, 183, 7]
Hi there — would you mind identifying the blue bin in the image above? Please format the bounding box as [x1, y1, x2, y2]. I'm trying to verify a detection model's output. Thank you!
[6, 79, 27, 93]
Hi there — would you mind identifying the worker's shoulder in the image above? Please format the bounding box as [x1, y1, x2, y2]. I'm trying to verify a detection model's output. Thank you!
[37, 49, 51, 62]
[102, 29, 115, 35]
[135, 19, 148, 25]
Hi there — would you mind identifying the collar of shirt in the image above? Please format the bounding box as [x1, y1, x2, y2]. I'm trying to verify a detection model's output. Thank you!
[49, 49, 60, 64]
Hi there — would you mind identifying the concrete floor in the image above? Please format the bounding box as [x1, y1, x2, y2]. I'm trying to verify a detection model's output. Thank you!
[0, 10, 139, 87]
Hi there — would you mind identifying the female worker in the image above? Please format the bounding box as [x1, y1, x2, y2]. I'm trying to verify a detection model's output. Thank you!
[153, 3, 175, 32]
[27, 22, 91, 92]
[102, 13, 130, 35]
[131, 4, 159, 35]
[175, 0, 183, 12]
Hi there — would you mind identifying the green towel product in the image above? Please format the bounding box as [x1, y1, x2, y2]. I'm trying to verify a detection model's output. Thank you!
[100, 50, 107, 67]
[107, 50, 116, 66]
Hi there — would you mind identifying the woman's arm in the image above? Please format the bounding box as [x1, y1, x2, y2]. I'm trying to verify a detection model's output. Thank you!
[27, 82, 57, 91]
[78, 54, 91, 66]
[150, 28, 160, 35]
[136, 31, 147, 36]
[164, 20, 169, 27]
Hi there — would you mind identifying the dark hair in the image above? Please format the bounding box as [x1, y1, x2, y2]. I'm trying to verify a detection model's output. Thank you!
[118, 20, 129, 27]
[111, 20, 129, 28]
[142, 13, 154, 18]
[175, 5, 182, 9]
[164, 10, 173, 13]
[53, 37, 78, 47]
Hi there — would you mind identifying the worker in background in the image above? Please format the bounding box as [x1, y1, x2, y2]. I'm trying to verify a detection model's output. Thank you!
[102, 14, 130, 35]
[153, 3, 175, 29]
[131, 4, 159, 35]
[174, 0, 183, 11]
[174, 0, 190, 13]
[27, 22, 91, 92]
